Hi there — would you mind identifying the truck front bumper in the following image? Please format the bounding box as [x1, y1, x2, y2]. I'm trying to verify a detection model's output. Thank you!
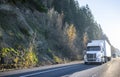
[84, 58, 104, 63]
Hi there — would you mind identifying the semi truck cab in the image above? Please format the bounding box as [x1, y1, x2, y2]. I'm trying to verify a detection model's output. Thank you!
[84, 40, 111, 64]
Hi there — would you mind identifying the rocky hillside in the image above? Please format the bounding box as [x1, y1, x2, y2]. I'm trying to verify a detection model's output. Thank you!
[0, 0, 108, 69]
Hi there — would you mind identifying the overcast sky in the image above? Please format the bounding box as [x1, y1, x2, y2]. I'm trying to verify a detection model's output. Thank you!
[77, 0, 120, 49]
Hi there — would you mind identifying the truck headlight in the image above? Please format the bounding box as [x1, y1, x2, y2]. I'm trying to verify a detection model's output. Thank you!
[97, 54, 102, 58]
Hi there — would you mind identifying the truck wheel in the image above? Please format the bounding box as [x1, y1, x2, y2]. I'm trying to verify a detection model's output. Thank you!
[100, 62, 104, 65]
[108, 57, 111, 61]
[105, 58, 108, 63]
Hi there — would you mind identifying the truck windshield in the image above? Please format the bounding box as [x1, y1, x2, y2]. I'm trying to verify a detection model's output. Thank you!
[87, 46, 101, 51]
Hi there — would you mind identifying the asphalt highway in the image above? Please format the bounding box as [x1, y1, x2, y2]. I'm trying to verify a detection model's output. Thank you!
[1, 58, 119, 77]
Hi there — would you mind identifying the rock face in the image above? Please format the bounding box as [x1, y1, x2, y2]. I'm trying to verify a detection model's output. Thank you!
[0, 4, 51, 64]
[0, 2, 74, 65]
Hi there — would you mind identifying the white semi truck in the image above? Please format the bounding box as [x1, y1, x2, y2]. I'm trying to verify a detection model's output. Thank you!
[84, 40, 111, 64]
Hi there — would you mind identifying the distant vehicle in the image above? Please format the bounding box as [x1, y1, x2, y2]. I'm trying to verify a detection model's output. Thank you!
[84, 40, 111, 64]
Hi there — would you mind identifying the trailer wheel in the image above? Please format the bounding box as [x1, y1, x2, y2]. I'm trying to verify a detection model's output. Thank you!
[105, 58, 108, 63]
[108, 57, 111, 61]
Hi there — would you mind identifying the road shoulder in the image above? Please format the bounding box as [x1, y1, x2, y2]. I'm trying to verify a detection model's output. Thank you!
[0, 61, 82, 76]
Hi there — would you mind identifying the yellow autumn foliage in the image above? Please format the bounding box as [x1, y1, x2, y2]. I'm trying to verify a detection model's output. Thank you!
[24, 51, 38, 67]
[83, 32, 88, 48]
[53, 55, 62, 64]
[67, 24, 76, 43]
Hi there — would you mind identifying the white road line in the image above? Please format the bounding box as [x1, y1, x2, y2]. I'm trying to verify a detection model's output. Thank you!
[20, 65, 78, 77]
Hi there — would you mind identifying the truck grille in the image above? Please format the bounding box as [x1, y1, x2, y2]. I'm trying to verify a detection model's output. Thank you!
[87, 54, 96, 61]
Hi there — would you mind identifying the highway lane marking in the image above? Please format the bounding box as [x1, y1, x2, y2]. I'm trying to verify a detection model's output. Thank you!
[61, 75, 71, 77]
[20, 64, 79, 77]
